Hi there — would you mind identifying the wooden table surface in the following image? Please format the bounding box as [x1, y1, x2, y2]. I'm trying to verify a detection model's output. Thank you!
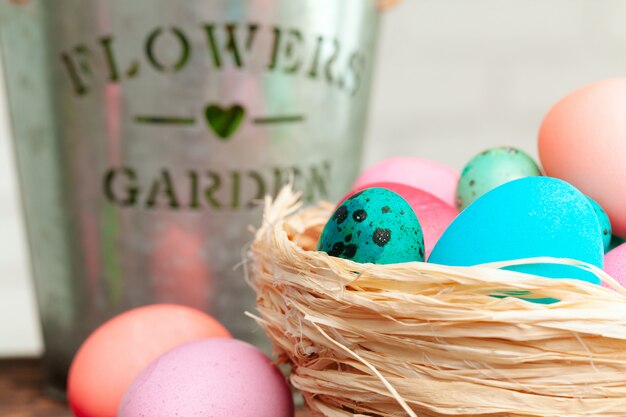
[0, 359, 311, 417]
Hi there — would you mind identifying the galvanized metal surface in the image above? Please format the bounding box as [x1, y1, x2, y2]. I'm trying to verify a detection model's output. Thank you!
[0, 0, 379, 392]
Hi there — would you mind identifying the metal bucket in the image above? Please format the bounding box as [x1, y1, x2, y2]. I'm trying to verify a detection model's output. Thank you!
[0, 0, 380, 394]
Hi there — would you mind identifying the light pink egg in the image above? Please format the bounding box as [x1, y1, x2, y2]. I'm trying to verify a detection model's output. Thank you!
[538, 78, 626, 237]
[352, 157, 459, 207]
[603, 243, 626, 289]
[341, 182, 458, 258]
[118, 338, 293, 417]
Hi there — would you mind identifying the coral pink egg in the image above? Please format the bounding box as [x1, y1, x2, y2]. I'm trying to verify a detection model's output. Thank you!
[118, 339, 294, 417]
[538, 78, 626, 237]
[67, 304, 231, 417]
[604, 243, 626, 289]
[352, 157, 459, 207]
[341, 183, 458, 258]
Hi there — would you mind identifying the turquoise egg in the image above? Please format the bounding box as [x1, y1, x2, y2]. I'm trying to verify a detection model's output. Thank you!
[456, 146, 541, 210]
[317, 188, 424, 264]
[586, 197, 612, 252]
[430, 177, 604, 285]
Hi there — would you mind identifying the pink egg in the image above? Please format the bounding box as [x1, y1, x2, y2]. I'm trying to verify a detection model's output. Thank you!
[538, 78, 626, 237]
[604, 243, 626, 289]
[341, 182, 458, 258]
[352, 157, 459, 207]
[118, 339, 294, 417]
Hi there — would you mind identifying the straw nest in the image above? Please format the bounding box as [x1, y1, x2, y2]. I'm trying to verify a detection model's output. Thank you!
[248, 187, 626, 417]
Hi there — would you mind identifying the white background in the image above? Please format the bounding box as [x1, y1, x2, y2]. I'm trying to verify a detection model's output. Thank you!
[2, 0, 626, 357]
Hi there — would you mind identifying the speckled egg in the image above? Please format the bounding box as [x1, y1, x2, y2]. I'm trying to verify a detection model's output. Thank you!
[587, 197, 612, 252]
[609, 236, 626, 252]
[456, 146, 541, 210]
[318, 188, 424, 264]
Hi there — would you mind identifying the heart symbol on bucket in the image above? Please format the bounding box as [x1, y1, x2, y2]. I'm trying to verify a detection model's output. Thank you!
[204, 104, 245, 140]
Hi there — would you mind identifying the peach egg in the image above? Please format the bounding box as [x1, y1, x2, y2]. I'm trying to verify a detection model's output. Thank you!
[539, 78, 626, 237]
[67, 304, 230, 417]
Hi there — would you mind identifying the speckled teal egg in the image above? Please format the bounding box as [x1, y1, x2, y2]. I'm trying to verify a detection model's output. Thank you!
[317, 188, 424, 264]
[456, 146, 541, 210]
[587, 196, 612, 252]
[609, 235, 626, 252]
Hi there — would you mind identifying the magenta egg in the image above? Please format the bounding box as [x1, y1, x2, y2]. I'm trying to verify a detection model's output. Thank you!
[342, 182, 458, 258]
[604, 243, 626, 289]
